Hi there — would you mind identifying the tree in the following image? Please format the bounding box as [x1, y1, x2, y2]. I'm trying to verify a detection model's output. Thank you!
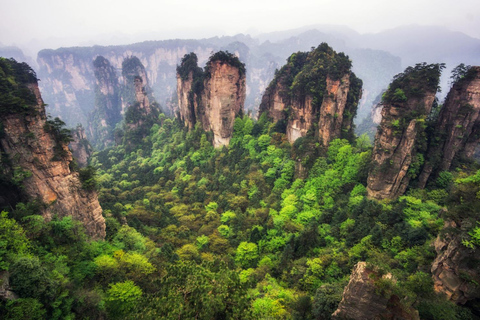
[105, 280, 142, 319]
[235, 242, 259, 268]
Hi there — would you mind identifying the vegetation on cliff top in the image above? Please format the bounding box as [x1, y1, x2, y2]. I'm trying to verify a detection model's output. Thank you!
[1, 58, 479, 319]
[381, 62, 445, 105]
[0, 58, 38, 116]
[205, 50, 246, 78]
[263, 43, 359, 112]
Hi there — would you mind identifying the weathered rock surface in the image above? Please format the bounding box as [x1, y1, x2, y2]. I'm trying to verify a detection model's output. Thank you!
[37, 43, 216, 127]
[317, 74, 352, 146]
[176, 71, 196, 129]
[0, 79, 105, 239]
[87, 56, 122, 149]
[69, 125, 93, 168]
[200, 60, 246, 147]
[176, 52, 246, 147]
[332, 262, 419, 320]
[367, 64, 442, 200]
[431, 221, 480, 304]
[418, 66, 480, 188]
[259, 44, 362, 146]
[0, 271, 17, 301]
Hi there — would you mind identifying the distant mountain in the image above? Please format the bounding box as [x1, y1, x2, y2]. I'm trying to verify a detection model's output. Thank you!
[33, 24, 479, 138]
[0, 45, 36, 68]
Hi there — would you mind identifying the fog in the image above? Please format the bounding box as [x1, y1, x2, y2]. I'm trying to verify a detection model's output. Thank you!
[1, 0, 479, 54]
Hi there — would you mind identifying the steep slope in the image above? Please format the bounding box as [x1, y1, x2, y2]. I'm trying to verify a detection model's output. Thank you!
[88, 55, 122, 149]
[69, 124, 93, 168]
[418, 66, 480, 187]
[332, 262, 419, 320]
[431, 221, 480, 305]
[259, 43, 362, 146]
[0, 58, 105, 239]
[176, 51, 246, 147]
[367, 63, 443, 200]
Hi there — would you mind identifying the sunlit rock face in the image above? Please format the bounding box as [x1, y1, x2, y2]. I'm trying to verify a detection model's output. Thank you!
[199, 61, 246, 147]
[259, 43, 362, 146]
[176, 52, 246, 147]
[0, 76, 105, 239]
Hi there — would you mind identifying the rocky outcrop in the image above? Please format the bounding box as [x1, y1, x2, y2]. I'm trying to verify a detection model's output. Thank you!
[88, 56, 122, 149]
[367, 63, 443, 200]
[176, 71, 196, 129]
[0, 59, 105, 239]
[0, 271, 17, 301]
[259, 43, 362, 146]
[37, 42, 216, 127]
[69, 125, 93, 168]
[431, 221, 480, 304]
[123, 58, 159, 133]
[332, 262, 419, 320]
[200, 59, 246, 147]
[418, 66, 480, 188]
[176, 51, 246, 147]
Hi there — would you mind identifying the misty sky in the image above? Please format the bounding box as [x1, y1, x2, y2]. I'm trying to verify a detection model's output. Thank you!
[1, 0, 479, 53]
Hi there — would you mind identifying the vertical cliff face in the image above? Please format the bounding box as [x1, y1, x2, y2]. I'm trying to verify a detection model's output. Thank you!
[88, 56, 122, 149]
[0, 58, 105, 239]
[259, 43, 362, 146]
[176, 53, 204, 129]
[176, 51, 246, 147]
[431, 221, 480, 305]
[418, 66, 480, 188]
[37, 43, 216, 127]
[69, 125, 93, 168]
[367, 63, 443, 200]
[201, 59, 246, 147]
[176, 71, 196, 129]
[332, 262, 420, 320]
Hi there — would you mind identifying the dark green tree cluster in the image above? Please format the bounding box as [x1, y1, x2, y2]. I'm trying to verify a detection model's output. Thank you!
[382, 63, 445, 105]
[0, 58, 38, 116]
[261, 43, 359, 112]
[1, 58, 479, 319]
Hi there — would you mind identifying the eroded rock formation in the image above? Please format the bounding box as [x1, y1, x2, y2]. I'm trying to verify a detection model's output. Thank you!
[176, 51, 246, 147]
[418, 66, 480, 188]
[69, 124, 93, 168]
[0, 59, 105, 239]
[88, 56, 122, 149]
[367, 63, 443, 200]
[431, 221, 480, 305]
[259, 43, 362, 146]
[332, 262, 420, 320]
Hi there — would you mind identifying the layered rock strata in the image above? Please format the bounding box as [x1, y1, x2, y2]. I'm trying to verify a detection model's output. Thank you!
[332, 262, 420, 320]
[418, 66, 480, 188]
[69, 125, 93, 168]
[431, 221, 480, 305]
[0, 60, 105, 239]
[367, 64, 442, 200]
[88, 56, 122, 149]
[176, 52, 246, 147]
[259, 43, 362, 146]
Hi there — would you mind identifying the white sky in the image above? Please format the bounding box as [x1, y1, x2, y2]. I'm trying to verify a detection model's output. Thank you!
[1, 0, 479, 52]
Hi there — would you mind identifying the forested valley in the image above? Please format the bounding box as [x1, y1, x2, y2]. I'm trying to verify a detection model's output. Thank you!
[0, 43, 480, 320]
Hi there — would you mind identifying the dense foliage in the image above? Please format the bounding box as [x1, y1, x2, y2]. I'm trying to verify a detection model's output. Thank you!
[382, 63, 445, 105]
[0, 58, 38, 116]
[263, 43, 358, 112]
[1, 58, 479, 319]
[205, 51, 246, 78]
